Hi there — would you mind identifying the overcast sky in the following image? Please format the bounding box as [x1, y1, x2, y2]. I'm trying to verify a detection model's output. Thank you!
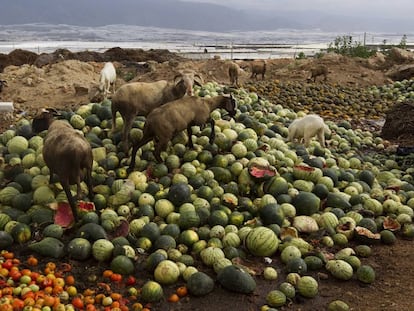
[184, 0, 414, 19]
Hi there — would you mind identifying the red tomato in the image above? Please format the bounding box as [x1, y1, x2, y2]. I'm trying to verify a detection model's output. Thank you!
[2, 259, 13, 270]
[125, 276, 136, 286]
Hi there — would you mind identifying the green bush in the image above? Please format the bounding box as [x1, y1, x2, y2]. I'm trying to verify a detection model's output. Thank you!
[326, 35, 376, 58]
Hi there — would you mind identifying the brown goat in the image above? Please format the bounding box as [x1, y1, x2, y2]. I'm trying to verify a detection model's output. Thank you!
[228, 61, 240, 87]
[32, 108, 60, 133]
[308, 65, 328, 82]
[111, 70, 203, 154]
[129, 94, 237, 169]
[250, 60, 266, 80]
[43, 120, 93, 220]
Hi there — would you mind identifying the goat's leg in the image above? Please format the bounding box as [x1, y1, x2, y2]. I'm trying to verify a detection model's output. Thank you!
[111, 106, 117, 133]
[303, 133, 311, 147]
[48, 168, 55, 184]
[128, 135, 153, 172]
[75, 175, 82, 200]
[209, 119, 216, 144]
[106, 81, 111, 94]
[86, 169, 94, 200]
[122, 116, 134, 154]
[317, 129, 326, 147]
[62, 179, 78, 221]
[187, 126, 194, 148]
[154, 140, 168, 162]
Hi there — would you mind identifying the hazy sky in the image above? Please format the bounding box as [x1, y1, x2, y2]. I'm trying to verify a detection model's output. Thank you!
[184, 0, 414, 18]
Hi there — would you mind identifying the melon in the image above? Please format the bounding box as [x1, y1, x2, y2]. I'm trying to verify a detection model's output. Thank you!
[356, 265, 375, 284]
[7, 136, 29, 155]
[266, 290, 287, 307]
[297, 276, 318, 298]
[292, 191, 320, 216]
[217, 265, 256, 294]
[154, 260, 180, 285]
[325, 260, 353, 281]
[245, 226, 279, 257]
[140, 281, 164, 303]
[187, 272, 215, 296]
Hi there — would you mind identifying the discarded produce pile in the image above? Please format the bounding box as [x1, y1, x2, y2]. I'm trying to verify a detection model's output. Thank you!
[1, 79, 414, 311]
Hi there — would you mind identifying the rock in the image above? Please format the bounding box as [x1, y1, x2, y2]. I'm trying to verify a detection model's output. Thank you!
[25, 77, 34, 87]
[366, 52, 387, 69]
[34, 54, 56, 67]
[74, 84, 89, 96]
[388, 47, 414, 63]
[386, 64, 414, 81]
[381, 101, 414, 141]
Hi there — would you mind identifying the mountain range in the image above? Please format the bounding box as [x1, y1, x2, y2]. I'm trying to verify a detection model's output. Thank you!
[0, 0, 412, 32]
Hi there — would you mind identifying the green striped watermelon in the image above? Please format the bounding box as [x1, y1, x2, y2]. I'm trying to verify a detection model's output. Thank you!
[245, 226, 279, 256]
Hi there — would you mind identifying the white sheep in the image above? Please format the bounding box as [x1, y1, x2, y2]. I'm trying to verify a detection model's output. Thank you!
[128, 94, 237, 168]
[43, 119, 94, 220]
[99, 62, 116, 98]
[111, 70, 203, 153]
[288, 114, 330, 147]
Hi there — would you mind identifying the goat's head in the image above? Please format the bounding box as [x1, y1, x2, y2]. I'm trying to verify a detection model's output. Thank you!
[32, 108, 61, 133]
[222, 94, 237, 118]
[174, 70, 203, 96]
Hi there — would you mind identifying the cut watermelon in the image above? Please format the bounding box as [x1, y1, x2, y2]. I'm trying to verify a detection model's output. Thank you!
[54, 202, 74, 228]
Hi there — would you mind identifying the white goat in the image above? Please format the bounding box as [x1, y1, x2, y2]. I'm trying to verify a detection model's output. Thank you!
[99, 62, 116, 98]
[288, 114, 330, 147]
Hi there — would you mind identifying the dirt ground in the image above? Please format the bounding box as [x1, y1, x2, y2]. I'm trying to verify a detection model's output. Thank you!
[0, 48, 394, 132]
[1, 48, 414, 310]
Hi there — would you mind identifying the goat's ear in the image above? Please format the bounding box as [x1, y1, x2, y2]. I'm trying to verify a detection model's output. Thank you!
[44, 107, 61, 117]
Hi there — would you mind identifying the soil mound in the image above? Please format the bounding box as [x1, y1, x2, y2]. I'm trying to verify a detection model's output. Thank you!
[0, 47, 185, 72]
[381, 101, 414, 145]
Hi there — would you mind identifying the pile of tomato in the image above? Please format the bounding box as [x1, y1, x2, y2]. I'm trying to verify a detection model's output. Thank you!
[0, 250, 189, 311]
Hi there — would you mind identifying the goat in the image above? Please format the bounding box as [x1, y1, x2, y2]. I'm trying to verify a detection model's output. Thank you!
[111, 70, 203, 153]
[32, 108, 60, 134]
[42, 119, 94, 220]
[0, 80, 7, 93]
[307, 65, 328, 82]
[99, 62, 117, 98]
[228, 61, 241, 87]
[129, 94, 237, 169]
[250, 60, 266, 80]
[288, 114, 330, 147]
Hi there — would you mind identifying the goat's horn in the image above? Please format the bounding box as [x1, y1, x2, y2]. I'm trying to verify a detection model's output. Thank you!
[194, 74, 203, 83]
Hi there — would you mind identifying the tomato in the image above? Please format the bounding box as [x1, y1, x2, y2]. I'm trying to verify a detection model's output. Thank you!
[1, 259, 13, 270]
[110, 273, 122, 283]
[125, 276, 136, 286]
[176, 286, 188, 297]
